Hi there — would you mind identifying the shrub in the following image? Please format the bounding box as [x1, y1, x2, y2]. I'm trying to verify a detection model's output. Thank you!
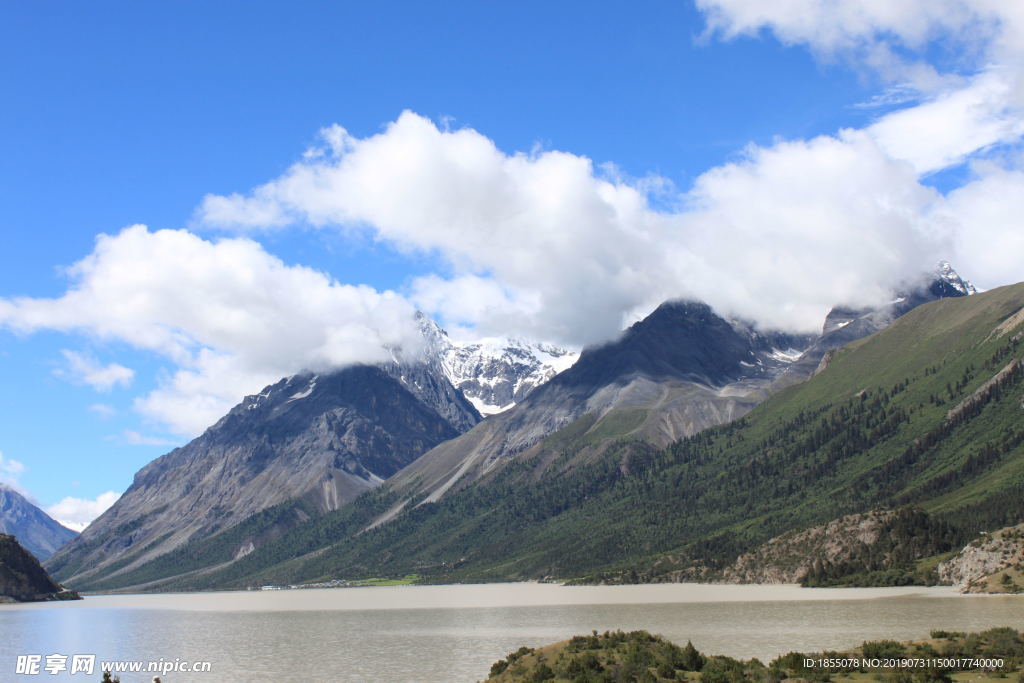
[863, 640, 907, 659]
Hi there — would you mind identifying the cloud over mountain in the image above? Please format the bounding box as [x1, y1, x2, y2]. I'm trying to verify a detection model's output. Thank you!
[0, 226, 422, 435]
[46, 491, 120, 532]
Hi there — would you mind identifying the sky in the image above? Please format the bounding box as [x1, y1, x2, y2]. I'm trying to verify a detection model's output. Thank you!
[1, 0, 1022, 530]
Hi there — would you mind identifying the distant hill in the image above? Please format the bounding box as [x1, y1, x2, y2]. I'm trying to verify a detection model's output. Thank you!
[0, 484, 77, 561]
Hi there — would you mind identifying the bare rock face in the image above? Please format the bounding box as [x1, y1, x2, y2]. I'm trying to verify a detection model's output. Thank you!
[0, 533, 78, 602]
[938, 523, 1024, 592]
[0, 485, 77, 561]
[722, 510, 900, 584]
[720, 508, 954, 585]
[47, 363, 480, 588]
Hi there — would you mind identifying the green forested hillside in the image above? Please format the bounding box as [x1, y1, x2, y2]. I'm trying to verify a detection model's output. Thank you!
[65, 284, 1024, 591]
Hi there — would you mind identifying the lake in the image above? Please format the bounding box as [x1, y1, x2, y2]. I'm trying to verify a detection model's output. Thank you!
[2, 583, 1022, 681]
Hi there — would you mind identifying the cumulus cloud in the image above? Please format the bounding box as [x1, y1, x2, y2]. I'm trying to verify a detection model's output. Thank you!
[692, 0, 1024, 295]
[678, 130, 947, 325]
[196, 111, 960, 342]
[868, 68, 1024, 174]
[46, 491, 120, 532]
[940, 163, 1024, 289]
[0, 226, 423, 436]
[56, 349, 135, 392]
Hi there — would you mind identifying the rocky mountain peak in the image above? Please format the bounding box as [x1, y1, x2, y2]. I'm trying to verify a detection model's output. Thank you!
[0, 484, 77, 561]
[934, 259, 977, 297]
[558, 300, 813, 391]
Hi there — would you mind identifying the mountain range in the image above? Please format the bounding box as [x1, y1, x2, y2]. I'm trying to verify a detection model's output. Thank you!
[50, 262, 1023, 593]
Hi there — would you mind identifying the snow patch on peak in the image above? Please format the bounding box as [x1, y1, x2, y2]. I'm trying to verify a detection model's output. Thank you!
[767, 347, 804, 362]
[440, 337, 580, 415]
[288, 375, 318, 401]
[467, 395, 515, 416]
[413, 313, 580, 416]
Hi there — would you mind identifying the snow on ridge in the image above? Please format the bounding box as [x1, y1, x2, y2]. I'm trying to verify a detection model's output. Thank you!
[767, 347, 804, 362]
[467, 395, 515, 416]
[416, 315, 580, 416]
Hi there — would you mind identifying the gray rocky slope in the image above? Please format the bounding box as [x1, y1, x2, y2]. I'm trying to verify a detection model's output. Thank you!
[938, 523, 1024, 592]
[47, 362, 480, 586]
[0, 484, 77, 561]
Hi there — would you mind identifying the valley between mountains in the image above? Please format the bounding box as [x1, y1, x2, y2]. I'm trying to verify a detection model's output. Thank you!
[40, 265, 1024, 594]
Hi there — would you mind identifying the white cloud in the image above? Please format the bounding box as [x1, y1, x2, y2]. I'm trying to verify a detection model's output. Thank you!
[89, 403, 117, 418]
[0, 451, 26, 490]
[46, 491, 120, 532]
[696, 1, 1024, 174]
[56, 349, 134, 392]
[939, 163, 1024, 290]
[195, 112, 961, 342]
[678, 130, 948, 325]
[868, 68, 1024, 174]
[0, 226, 423, 436]
[695, 0, 994, 68]
[116, 430, 180, 447]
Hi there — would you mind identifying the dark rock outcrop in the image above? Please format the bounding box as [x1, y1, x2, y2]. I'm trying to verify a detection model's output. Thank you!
[0, 533, 78, 602]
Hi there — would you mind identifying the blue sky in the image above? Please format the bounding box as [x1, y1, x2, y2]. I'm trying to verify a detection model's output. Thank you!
[2, 0, 1022, 528]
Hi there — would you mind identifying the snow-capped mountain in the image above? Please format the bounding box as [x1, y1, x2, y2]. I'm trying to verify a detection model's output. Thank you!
[440, 340, 579, 415]
[415, 314, 579, 415]
[935, 259, 977, 296]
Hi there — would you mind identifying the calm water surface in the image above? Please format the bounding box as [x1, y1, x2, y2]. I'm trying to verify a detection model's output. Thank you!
[2, 583, 1022, 682]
